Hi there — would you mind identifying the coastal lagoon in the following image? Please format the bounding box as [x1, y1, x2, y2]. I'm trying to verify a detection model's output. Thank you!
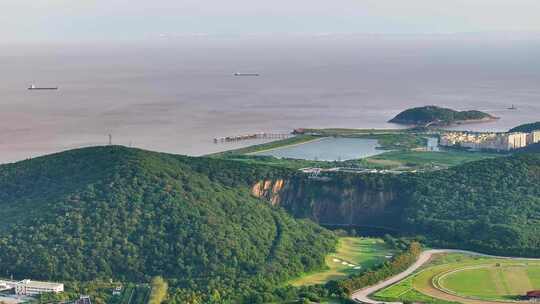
[254, 137, 383, 161]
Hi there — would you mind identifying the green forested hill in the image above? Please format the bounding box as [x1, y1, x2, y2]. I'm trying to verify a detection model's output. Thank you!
[404, 153, 540, 256]
[509, 121, 540, 133]
[0, 146, 336, 303]
[389, 105, 495, 125]
[2, 145, 539, 303]
[254, 152, 540, 258]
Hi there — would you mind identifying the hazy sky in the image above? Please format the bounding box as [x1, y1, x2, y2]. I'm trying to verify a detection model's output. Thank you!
[2, 0, 540, 42]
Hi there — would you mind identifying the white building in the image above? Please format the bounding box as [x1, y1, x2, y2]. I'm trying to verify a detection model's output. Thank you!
[14, 279, 64, 296]
[440, 131, 535, 151]
[0, 280, 13, 291]
[527, 131, 540, 145]
[504, 132, 528, 150]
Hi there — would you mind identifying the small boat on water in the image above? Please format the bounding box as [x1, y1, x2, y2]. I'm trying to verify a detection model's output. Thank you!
[234, 72, 260, 77]
[508, 104, 517, 110]
[28, 84, 59, 90]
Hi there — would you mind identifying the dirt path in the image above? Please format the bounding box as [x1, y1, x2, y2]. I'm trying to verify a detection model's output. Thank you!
[350, 249, 540, 304]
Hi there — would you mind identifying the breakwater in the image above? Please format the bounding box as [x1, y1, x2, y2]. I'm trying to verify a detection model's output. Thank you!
[214, 133, 292, 143]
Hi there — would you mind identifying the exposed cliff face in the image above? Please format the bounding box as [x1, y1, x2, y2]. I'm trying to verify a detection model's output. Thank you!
[251, 179, 286, 206]
[252, 175, 405, 228]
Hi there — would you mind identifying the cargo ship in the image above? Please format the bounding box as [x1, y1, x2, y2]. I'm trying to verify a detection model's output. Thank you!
[234, 72, 259, 77]
[28, 84, 59, 90]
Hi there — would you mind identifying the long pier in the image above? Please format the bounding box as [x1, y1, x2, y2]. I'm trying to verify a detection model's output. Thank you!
[214, 133, 292, 143]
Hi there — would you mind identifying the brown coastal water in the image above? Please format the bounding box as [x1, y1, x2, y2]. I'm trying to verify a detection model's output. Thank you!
[1, 35, 539, 163]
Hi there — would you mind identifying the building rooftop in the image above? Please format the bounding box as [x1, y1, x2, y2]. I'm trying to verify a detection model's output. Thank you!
[18, 280, 63, 289]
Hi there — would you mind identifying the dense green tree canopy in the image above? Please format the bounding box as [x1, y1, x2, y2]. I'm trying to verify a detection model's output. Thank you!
[255, 152, 540, 257]
[509, 121, 540, 133]
[0, 146, 336, 303]
[404, 153, 540, 256]
[389, 105, 494, 125]
[1, 145, 539, 303]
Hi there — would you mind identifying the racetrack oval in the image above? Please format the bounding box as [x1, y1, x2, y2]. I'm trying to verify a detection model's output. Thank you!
[435, 264, 540, 301]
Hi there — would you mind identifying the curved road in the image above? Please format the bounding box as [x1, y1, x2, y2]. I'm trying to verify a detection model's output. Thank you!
[350, 249, 540, 304]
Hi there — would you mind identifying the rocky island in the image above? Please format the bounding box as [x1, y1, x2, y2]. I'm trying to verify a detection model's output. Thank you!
[389, 105, 498, 127]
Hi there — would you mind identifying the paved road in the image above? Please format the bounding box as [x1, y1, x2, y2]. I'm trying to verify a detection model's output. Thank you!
[350, 249, 540, 304]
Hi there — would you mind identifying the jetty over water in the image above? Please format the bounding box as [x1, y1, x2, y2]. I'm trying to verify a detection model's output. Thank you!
[214, 133, 292, 143]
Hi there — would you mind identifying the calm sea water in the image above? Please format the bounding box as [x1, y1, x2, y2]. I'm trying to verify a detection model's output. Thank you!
[1, 35, 539, 163]
[254, 137, 382, 161]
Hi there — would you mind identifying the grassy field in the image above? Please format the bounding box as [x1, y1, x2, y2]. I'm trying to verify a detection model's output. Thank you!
[374, 253, 540, 304]
[438, 264, 540, 300]
[374, 277, 414, 299]
[289, 237, 394, 286]
[364, 150, 500, 169]
[374, 254, 481, 303]
[375, 285, 457, 304]
[356, 133, 427, 150]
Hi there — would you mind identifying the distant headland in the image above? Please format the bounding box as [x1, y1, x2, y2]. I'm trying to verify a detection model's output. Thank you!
[509, 121, 540, 133]
[389, 105, 498, 127]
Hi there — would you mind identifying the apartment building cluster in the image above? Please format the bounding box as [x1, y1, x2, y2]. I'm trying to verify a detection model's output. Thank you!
[440, 130, 540, 151]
